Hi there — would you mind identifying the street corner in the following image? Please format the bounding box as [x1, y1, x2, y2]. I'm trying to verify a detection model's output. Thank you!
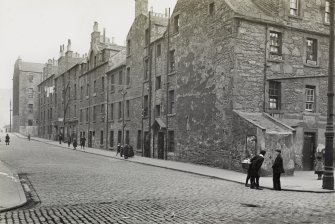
[0, 161, 27, 213]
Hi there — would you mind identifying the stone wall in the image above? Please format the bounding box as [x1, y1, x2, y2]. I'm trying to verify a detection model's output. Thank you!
[167, 0, 236, 168]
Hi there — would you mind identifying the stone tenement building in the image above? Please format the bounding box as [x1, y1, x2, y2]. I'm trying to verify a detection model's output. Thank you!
[12, 57, 44, 136]
[32, 0, 335, 175]
[38, 40, 84, 140]
[163, 0, 334, 174]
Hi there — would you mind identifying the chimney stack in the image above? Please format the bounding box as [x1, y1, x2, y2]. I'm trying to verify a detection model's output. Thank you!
[135, 0, 148, 18]
[93, 21, 99, 32]
[103, 28, 106, 43]
[67, 39, 72, 52]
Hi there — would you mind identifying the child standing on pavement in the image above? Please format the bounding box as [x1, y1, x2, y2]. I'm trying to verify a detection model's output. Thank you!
[314, 144, 325, 180]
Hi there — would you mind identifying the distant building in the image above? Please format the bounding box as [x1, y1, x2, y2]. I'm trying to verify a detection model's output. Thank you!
[12, 57, 44, 136]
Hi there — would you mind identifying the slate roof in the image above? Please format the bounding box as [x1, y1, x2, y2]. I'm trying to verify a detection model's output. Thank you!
[107, 49, 126, 73]
[21, 62, 44, 73]
[234, 110, 294, 134]
[225, 0, 279, 22]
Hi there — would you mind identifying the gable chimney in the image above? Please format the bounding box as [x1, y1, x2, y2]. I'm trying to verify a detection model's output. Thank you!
[135, 0, 148, 18]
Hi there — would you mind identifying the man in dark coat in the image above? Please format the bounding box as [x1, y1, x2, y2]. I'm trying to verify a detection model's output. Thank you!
[272, 149, 285, 190]
[59, 134, 62, 144]
[250, 150, 266, 190]
[116, 143, 121, 156]
[5, 134, 10, 145]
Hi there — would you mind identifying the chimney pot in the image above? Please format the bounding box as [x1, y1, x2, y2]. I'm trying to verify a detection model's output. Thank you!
[103, 28, 106, 42]
[93, 21, 99, 32]
[67, 39, 72, 51]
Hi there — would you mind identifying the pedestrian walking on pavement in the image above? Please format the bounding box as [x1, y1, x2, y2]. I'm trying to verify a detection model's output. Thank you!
[5, 134, 10, 145]
[314, 144, 324, 180]
[81, 136, 86, 149]
[73, 138, 78, 150]
[116, 143, 121, 156]
[250, 150, 266, 190]
[59, 134, 63, 144]
[272, 149, 285, 191]
[67, 136, 72, 147]
[28, 134, 31, 141]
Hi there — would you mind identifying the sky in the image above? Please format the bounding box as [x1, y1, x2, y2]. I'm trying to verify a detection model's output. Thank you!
[0, 0, 177, 127]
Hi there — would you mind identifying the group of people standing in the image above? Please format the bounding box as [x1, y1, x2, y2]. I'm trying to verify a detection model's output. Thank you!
[245, 149, 284, 191]
[58, 134, 86, 150]
[116, 143, 134, 159]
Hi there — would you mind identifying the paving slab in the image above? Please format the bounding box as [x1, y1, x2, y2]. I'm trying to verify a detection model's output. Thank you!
[0, 160, 27, 212]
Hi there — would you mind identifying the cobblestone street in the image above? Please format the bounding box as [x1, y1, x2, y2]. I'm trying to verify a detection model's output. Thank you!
[0, 135, 334, 223]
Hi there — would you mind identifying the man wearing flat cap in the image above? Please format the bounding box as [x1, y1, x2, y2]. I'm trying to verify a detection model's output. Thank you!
[272, 149, 285, 190]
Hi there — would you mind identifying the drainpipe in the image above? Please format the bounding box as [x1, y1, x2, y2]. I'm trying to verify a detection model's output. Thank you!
[148, 12, 153, 158]
[263, 24, 269, 113]
[165, 8, 170, 160]
[106, 74, 109, 150]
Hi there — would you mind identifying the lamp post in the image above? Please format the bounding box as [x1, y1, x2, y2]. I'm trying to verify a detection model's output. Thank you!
[10, 100, 12, 133]
[324, 0, 334, 190]
[122, 88, 127, 146]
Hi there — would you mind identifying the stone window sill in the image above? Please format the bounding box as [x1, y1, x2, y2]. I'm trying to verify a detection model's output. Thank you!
[267, 58, 284, 63]
[168, 113, 176, 117]
[304, 63, 319, 68]
[266, 109, 283, 114]
[169, 71, 177, 76]
[288, 15, 303, 20]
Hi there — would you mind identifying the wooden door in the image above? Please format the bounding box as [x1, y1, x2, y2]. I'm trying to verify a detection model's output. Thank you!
[158, 132, 164, 159]
[303, 133, 316, 170]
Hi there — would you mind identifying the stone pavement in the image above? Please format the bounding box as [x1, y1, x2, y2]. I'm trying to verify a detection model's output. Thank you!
[16, 133, 335, 193]
[0, 160, 26, 212]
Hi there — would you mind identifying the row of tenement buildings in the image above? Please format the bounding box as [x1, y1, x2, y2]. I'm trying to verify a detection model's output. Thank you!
[13, 0, 335, 175]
